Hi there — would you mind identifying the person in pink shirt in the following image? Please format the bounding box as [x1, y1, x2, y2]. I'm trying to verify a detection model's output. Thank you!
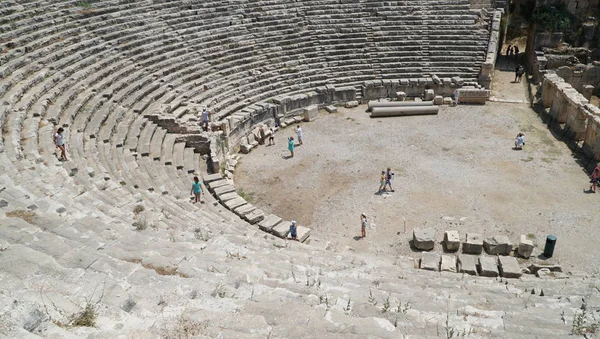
[590, 165, 600, 193]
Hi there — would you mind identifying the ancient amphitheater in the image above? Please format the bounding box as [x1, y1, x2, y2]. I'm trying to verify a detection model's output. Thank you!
[1, 0, 599, 338]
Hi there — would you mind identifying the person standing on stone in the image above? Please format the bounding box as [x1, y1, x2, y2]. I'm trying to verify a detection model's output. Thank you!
[378, 170, 386, 192]
[268, 127, 275, 146]
[201, 107, 214, 132]
[360, 213, 368, 238]
[590, 165, 600, 193]
[190, 176, 204, 203]
[54, 127, 68, 161]
[288, 136, 295, 158]
[289, 220, 298, 240]
[296, 125, 303, 145]
[384, 167, 395, 192]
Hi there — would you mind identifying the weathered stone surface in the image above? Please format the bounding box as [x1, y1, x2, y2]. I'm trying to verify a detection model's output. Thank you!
[463, 233, 483, 254]
[303, 105, 318, 121]
[396, 91, 406, 101]
[424, 89, 435, 101]
[413, 228, 435, 251]
[458, 254, 478, 275]
[258, 214, 282, 232]
[344, 100, 359, 108]
[444, 230, 460, 251]
[478, 256, 499, 277]
[441, 255, 457, 273]
[420, 252, 440, 271]
[528, 263, 562, 274]
[324, 105, 337, 113]
[433, 95, 443, 105]
[203, 173, 222, 183]
[0, 199, 8, 208]
[443, 97, 453, 105]
[213, 185, 235, 195]
[518, 235, 534, 258]
[484, 235, 512, 255]
[271, 221, 291, 238]
[498, 256, 522, 278]
[23, 309, 46, 332]
[223, 197, 247, 210]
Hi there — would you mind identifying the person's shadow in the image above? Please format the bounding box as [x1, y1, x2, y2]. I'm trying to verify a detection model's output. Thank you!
[512, 147, 522, 151]
[353, 236, 363, 241]
[282, 155, 293, 160]
[584, 188, 596, 194]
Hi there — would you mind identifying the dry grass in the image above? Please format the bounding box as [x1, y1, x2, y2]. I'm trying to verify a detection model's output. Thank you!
[6, 210, 38, 224]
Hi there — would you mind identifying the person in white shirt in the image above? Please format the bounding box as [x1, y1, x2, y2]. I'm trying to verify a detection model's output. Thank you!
[54, 127, 68, 161]
[200, 107, 214, 131]
[296, 125, 303, 145]
[514, 133, 524, 150]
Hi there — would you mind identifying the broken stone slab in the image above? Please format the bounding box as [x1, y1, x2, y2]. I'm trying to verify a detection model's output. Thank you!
[463, 233, 483, 254]
[498, 256, 522, 278]
[258, 214, 282, 232]
[233, 203, 256, 216]
[324, 105, 337, 113]
[344, 100, 359, 108]
[413, 228, 435, 251]
[458, 254, 478, 275]
[478, 256, 499, 277]
[484, 235, 512, 255]
[420, 252, 440, 271]
[443, 230, 460, 251]
[441, 255, 457, 273]
[223, 197, 247, 210]
[518, 235, 534, 258]
[208, 179, 229, 189]
[218, 192, 239, 202]
[244, 209, 265, 224]
[213, 185, 236, 195]
[528, 263, 562, 275]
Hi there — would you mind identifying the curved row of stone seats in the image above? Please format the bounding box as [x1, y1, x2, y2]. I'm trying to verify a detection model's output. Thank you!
[0, 191, 596, 337]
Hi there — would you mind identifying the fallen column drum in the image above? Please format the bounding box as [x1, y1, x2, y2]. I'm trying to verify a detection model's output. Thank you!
[367, 100, 434, 111]
[370, 106, 439, 117]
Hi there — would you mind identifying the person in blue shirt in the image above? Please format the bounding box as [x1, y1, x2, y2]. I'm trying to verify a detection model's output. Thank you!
[288, 136, 295, 158]
[289, 220, 297, 241]
[190, 176, 204, 203]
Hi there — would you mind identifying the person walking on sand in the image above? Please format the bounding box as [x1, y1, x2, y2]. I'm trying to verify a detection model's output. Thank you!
[296, 125, 303, 145]
[384, 167, 395, 192]
[360, 213, 368, 238]
[590, 165, 600, 193]
[268, 127, 275, 146]
[514, 133, 525, 150]
[289, 220, 298, 241]
[190, 176, 204, 203]
[288, 136, 295, 158]
[515, 65, 524, 83]
[378, 170, 386, 192]
[54, 127, 68, 161]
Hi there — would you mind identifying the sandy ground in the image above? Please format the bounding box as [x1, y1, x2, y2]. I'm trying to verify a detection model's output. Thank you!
[235, 73, 600, 274]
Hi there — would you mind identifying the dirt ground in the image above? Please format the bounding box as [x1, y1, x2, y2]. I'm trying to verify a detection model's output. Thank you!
[235, 79, 600, 274]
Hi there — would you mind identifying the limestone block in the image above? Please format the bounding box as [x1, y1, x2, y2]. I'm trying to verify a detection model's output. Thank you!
[203, 173, 222, 183]
[324, 105, 337, 113]
[293, 116, 304, 123]
[396, 92, 406, 101]
[213, 185, 235, 195]
[451, 76, 464, 86]
[271, 221, 291, 238]
[484, 235, 512, 255]
[424, 89, 435, 101]
[458, 254, 478, 275]
[224, 197, 247, 210]
[287, 226, 311, 243]
[413, 228, 435, 251]
[244, 209, 265, 224]
[240, 143, 252, 154]
[498, 256, 522, 278]
[344, 101, 359, 108]
[443, 231, 460, 251]
[208, 179, 229, 189]
[420, 252, 440, 271]
[258, 214, 282, 232]
[432, 74, 442, 84]
[518, 235, 534, 258]
[218, 192, 239, 202]
[463, 233, 483, 254]
[441, 255, 457, 273]
[478, 256, 499, 277]
[433, 95, 443, 105]
[443, 97, 453, 105]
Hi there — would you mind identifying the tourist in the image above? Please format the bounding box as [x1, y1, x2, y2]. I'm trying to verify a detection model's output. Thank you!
[514, 45, 519, 58]
[201, 107, 214, 131]
[506, 45, 512, 56]
[378, 170, 386, 192]
[514, 133, 525, 150]
[289, 220, 298, 240]
[54, 127, 68, 161]
[452, 89, 459, 106]
[384, 167, 395, 192]
[268, 127, 275, 145]
[360, 213, 367, 238]
[296, 125, 303, 145]
[517, 65, 524, 82]
[259, 125, 266, 145]
[590, 165, 600, 193]
[190, 176, 204, 203]
[288, 136, 295, 158]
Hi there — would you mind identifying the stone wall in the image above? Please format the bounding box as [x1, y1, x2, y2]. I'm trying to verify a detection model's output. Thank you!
[555, 63, 600, 96]
[362, 77, 468, 100]
[537, 0, 600, 16]
[541, 72, 600, 161]
[479, 10, 503, 89]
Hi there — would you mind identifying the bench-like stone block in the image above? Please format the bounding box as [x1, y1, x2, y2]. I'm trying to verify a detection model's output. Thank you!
[463, 233, 483, 254]
[272, 221, 291, 238]
[518, 235, 534, 258]
[218, 192, 239, 202]
[244, 209, 265, 224]
[458, 254, 478, 275]
[441, 255, 457, 273]
[224, 197, 247, 210]
[208, 179, 229, 189]
[413, 228, 435, 251]
[214, 185, 236, 195]
[203, 173, 222, 183]
[420, 252, 440, 271]
[484, 235, 512, 255]
[478, 256, 499, 277]
[258, 214, 282, 232]
[498, 256, 522, 278]
[434, 95, 443, 105]
[344, 101, 359, 108]
[444, 231, 460, 251]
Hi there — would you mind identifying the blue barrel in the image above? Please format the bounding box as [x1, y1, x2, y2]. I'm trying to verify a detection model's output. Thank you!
[543, 235, 557, 258]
